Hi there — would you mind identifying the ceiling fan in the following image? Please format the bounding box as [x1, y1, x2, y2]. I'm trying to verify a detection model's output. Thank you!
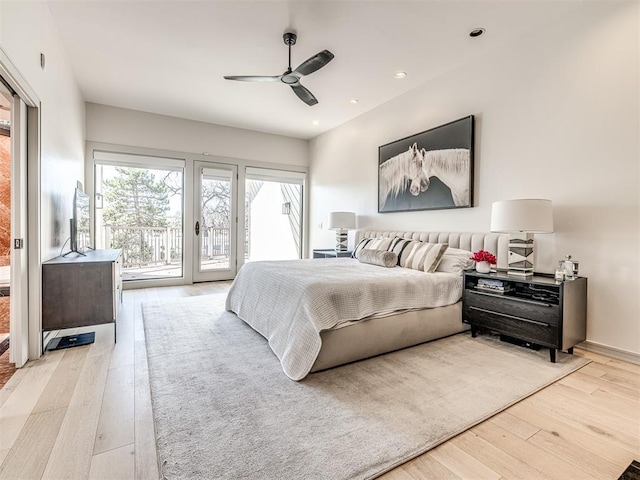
[224, 32, 334, 106]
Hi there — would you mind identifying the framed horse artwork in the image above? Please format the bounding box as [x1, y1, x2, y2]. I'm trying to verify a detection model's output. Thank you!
[378, 115, 474, 213]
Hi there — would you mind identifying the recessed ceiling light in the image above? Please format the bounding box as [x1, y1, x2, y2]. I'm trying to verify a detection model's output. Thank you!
[349, 99, 358, 104]
[312, 120, 320, 125]
[393, 71, 407, 79]
[469, 28, 485, 38]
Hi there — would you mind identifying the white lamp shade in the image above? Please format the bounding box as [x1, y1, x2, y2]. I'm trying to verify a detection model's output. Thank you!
[328, 211, 356, 230]
[490, 199, 553, 233]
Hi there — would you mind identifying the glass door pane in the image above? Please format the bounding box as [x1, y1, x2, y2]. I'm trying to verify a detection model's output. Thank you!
[245, 168, 304, 262]
[95, 163, 184, 281]
[194, 161, 237, 281]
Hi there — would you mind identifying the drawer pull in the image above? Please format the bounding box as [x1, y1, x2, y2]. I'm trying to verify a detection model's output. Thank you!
[468, 289, 554, 307]
[469, 306, 550, 327]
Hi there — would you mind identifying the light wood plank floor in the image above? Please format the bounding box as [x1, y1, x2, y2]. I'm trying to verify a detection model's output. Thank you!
[0, 282, 638, 479]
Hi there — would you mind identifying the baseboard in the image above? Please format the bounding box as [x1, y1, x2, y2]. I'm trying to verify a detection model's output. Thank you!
[578, 340, 640, 365]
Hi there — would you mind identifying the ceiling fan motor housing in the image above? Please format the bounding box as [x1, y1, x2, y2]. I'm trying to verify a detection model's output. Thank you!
[283, 32, 297, 45]
[281, 75, 298, 85]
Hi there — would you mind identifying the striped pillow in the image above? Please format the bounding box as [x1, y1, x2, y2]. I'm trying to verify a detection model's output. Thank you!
[352, 237, 393, 258]
[399, 242, 449, 273]
[352, 237, 373, 258]
[389, 237, 415, 266]
[368, 237, 393, 251]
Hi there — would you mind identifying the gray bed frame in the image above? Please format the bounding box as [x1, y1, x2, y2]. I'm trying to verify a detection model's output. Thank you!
[310, 230, 509, 373]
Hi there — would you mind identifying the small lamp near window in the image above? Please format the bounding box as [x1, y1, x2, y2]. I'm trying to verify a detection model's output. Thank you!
[328, 212, 356, 252]
[490, 199, 553, 276]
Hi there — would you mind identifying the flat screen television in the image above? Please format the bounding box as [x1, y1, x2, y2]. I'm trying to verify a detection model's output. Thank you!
[66, 187, 91, 256]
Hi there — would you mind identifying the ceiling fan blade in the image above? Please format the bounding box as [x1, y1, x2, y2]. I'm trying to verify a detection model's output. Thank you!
[292, 50, 334, 77]
[290, 84, 318, 106]
[223, 75, 281, 82]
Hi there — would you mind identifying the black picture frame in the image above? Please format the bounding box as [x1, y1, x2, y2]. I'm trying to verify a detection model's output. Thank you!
[378, 115, 474, 213]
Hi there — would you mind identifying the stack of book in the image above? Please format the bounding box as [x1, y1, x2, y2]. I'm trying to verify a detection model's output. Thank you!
[476, 278, 512, 294]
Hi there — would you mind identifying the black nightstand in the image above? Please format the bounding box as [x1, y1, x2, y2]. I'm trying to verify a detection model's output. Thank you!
[462, 270, 587, 362]
[312, 249, 353, 258]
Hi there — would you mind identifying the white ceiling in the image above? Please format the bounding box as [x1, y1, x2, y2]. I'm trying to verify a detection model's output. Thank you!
[46, 1, 583, 140]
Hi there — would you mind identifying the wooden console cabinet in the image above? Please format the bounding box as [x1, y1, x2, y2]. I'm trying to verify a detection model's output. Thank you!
[42, 249, 122, 341]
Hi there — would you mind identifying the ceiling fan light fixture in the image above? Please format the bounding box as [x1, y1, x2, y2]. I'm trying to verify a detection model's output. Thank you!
[393, 71, 407, 79]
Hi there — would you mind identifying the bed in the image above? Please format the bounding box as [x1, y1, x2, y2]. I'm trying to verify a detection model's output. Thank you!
[226, 230, 508, 380]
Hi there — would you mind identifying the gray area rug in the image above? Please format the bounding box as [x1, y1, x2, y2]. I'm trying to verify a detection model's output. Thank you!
[142, 293, 590, 480]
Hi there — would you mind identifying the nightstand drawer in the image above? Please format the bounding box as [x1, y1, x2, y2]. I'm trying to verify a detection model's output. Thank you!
[463, 304, 559, 346]
[463, 290, 560, 326]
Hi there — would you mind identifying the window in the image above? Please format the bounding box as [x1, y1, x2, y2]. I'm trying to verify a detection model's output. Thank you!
[94, 152, 184, 281]
[245, 167, 304, 261]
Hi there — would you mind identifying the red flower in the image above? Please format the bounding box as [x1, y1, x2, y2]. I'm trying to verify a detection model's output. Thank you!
[470, 250, 497, 265]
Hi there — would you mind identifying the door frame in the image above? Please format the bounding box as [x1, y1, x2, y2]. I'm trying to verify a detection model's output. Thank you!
[0, 47, 42, 364]
[193, 161, 238, 282]
[9, 96, 28, 366]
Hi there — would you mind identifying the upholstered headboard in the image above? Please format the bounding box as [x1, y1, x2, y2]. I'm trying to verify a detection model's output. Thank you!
[355, 230, 510, 270]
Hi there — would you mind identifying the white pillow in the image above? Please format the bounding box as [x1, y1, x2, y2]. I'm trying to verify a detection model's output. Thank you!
[444, 247, 474, 256]
[436, 248, 475, 275]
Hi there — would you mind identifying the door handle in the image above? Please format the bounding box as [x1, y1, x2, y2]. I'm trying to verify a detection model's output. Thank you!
[195, 221, 200, 235]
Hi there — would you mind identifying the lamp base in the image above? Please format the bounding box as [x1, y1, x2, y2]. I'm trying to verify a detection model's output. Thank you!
[507, 233, 534, 276]
[335, 230, 348, 252]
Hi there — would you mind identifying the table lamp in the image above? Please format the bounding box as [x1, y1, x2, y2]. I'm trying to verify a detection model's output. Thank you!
[490, 199, 553, 276]
[328, 212, 356, 252]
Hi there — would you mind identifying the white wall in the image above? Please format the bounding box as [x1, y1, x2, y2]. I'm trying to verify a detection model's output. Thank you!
[86, 103, 308, 167]
[0, 0, 85, 261]
[309, 2, 639, 354]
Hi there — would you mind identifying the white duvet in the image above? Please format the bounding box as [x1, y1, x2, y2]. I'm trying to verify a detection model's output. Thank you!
[225, 258, 462, 380]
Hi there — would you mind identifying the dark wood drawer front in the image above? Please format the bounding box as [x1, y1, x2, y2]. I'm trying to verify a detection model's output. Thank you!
[463, 304, 559, 347]
[464, 290, 560, 326]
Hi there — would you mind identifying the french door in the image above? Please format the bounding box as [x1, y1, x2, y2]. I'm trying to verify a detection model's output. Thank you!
[192, 161, 238, 282]
[91, 149, 304, 285]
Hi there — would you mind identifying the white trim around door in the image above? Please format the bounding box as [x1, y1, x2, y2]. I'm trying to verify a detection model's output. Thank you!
[0, 46, 42, 363]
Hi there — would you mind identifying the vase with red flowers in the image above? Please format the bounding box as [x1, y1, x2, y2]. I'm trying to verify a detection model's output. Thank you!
[470, 250, 497, 273]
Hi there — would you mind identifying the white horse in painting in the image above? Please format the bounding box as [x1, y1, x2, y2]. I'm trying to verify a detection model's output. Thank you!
[379, 143, 430, 210]
[420, 148, 471, 206]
